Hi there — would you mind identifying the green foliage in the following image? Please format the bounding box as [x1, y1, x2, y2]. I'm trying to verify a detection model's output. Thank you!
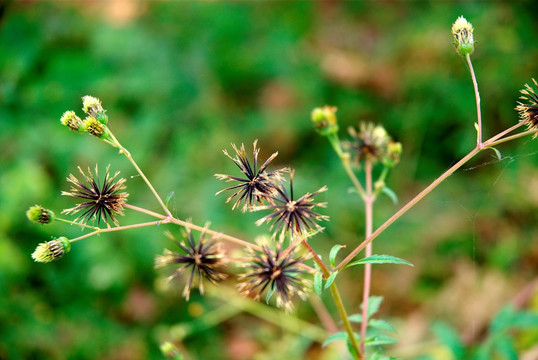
[3, 1, 538, 359]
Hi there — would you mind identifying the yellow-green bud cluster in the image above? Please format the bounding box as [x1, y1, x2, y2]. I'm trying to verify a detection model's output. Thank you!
[60, 111, 84, 132]
[26, 205, 55, 224]
[348, 123, 402, 167]
[452, 16, 474, 56]
[32, 237, 71, 263]
[311, 106, 339, 136]
[160, 342, 182, 360]
[60, 96, 111, 140]
[82, 95, 108, 124]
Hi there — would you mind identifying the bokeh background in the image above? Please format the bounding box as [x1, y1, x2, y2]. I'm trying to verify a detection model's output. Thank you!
[1, 1, 538, 359]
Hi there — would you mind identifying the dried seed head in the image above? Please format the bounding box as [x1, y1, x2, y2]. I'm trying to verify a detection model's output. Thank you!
[32, 237, 71, 263]
[254, 171, 328, 236]
[452, 16, 474, 56]
[216, 140, 284, 212]
[155, 229, 227, 301]
[60, 111, 84, 132]
[238, 244, 310, 312]
[516, 78, 538, 138]
[311, 105, 339, 136]
[62, 165, 128, 227]
[347, 123, 391, 164]
[26, 205, 55, 224]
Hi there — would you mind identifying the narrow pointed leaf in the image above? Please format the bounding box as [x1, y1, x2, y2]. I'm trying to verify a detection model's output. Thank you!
[345, 255, 413, 268]
[324, 271, 338, 290]
[314, 271, 323, 297]
[329, 245, 344, 268]
[381, 186, 398, 204]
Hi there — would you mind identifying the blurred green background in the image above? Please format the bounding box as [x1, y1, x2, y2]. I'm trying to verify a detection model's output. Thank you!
[2, 1, 538, 359]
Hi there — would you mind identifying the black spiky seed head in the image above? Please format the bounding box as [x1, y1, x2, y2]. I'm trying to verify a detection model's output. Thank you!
[215, 139, 284, 212]
[238, 244, 309, 312]
[155, 229, 227, 301]
[254, 171, 328, 236]
[61, 165, 128, 227]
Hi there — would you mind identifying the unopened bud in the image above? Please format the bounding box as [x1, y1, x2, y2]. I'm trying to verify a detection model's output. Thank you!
[82, 95, 107, 124]
[26, 205, 55, 224]
[311, 106, 339, 136]
[452, 16, 474, 56]
[60, 111, 84, 132]
[32, 237, 71, 263]
[82, 116, 110, 139]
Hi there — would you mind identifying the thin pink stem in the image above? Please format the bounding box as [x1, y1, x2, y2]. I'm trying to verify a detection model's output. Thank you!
[70, 220, 164, 243]
[359, 161, 374, 355]
[336, 145, 481, 271]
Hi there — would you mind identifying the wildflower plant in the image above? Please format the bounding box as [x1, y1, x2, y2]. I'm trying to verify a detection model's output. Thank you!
[26, 16, 538, 360]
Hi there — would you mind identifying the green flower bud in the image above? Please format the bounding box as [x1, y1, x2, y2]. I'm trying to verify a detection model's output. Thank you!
[452, 16, 474, 56]
[160, 342, 182, 360]
[82, 116, 110, 139]
[383, 141, 402, 167]
[60, 111, 84, 132]
[32, 237, 71, 263]
[82, 95, 107, 124]
[26, 205, 55, 224]
[311, 106, 339, 136]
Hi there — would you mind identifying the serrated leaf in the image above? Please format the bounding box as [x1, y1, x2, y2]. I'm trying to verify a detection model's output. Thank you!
[381, 186, 398, 204]
[486, 146, 502, 161]
[345, 255, 413, 268]
[360, 296, 384, 319]
[314, 271, 323, 297]
[368, 319, 397, 333]
[365, 335, 398, 347]
[324, 271, 338, 290]
[322, 331, 348, 348]
[329, 245, 344, 268]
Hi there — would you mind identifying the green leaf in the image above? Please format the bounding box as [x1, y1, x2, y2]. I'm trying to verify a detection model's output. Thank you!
[365, 335, 398, 347]
[368, 319, 397, 333]
[360, 296, 384, 319]
[265, 285, 276, 304]
[165, 191, 175, 209]
[345, 255, 413, 268]
[348, 314, 363, 324]
[322, 331, 348, 348]
[381, 186, 398, 204]
[494, 336, 517, 360]
[486, 146, 502, 161]
[324, 271, 338, 290]
[314, 271, 323, 297]
[329, 244, 344, 268]
[432, 321, 465, 359]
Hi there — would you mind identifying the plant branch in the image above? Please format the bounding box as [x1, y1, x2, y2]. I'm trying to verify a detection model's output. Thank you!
[70, 220, 165, 243]
[330, 283, 361, 359]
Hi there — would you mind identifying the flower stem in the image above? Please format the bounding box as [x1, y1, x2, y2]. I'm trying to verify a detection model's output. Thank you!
[330, 283, 361, 359]
[123, 203, 263, 252]
[70, 220, 164, 243]
[466, 54, 482, 146]
[328, 133, 366, 197]
[336, 145, 481, 270]
[359, 160, 374, 355]
[108, 131, 172, 217]
[55, 217, 100, 230]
